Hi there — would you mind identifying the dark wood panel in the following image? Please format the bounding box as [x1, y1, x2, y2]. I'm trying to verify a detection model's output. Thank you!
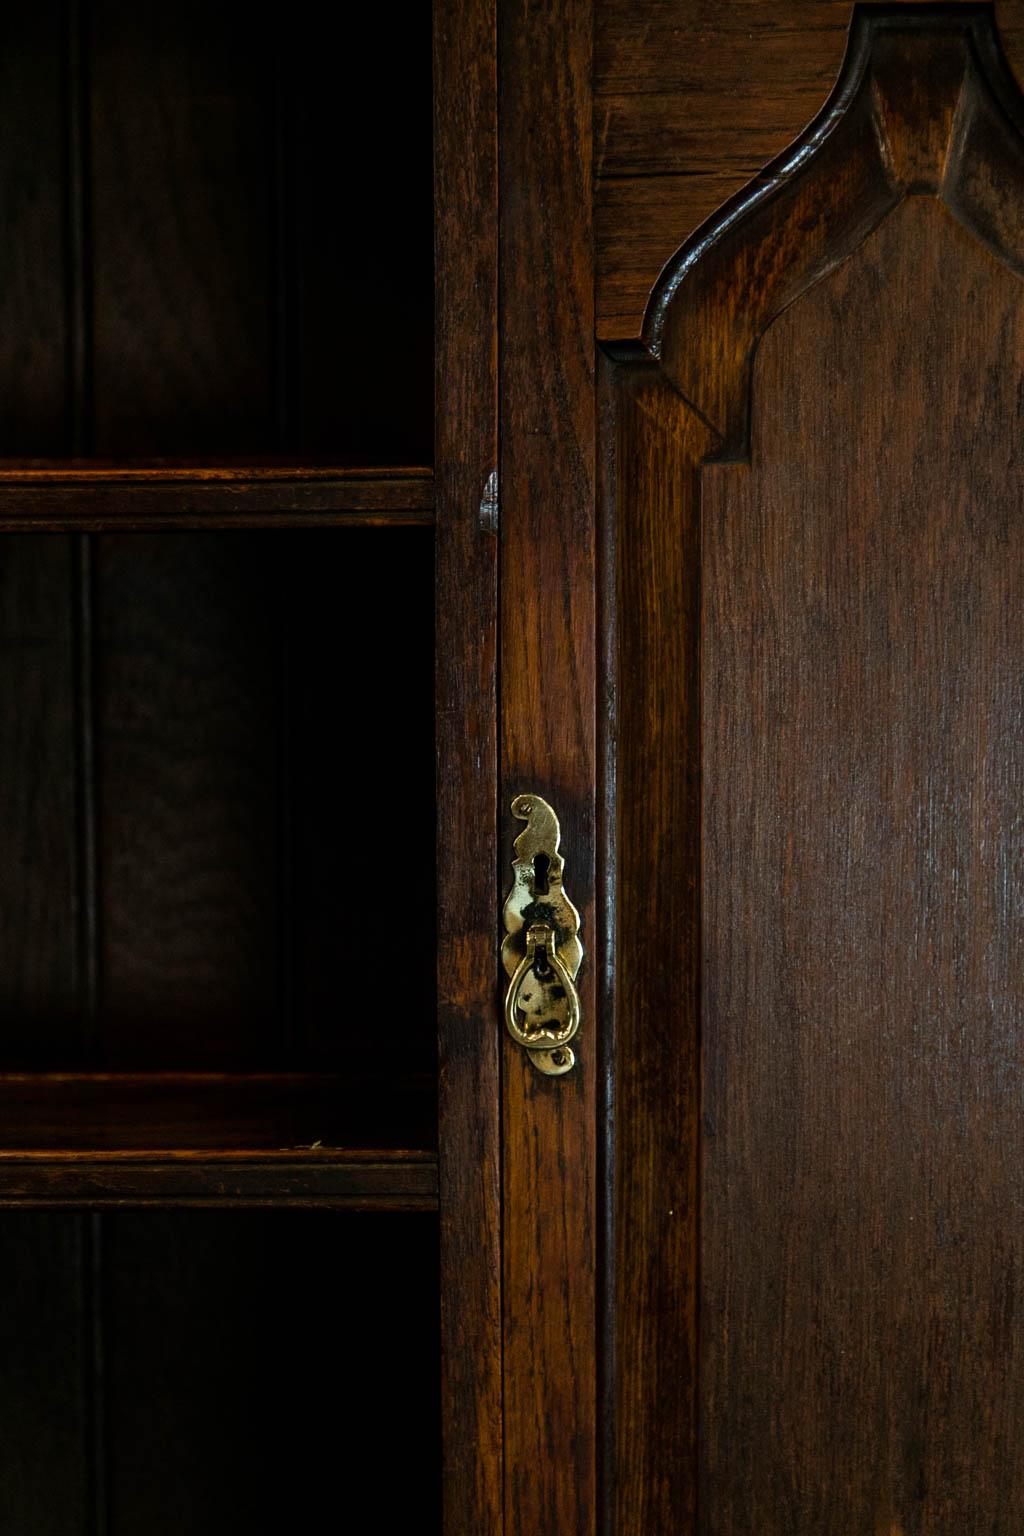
[602, 358, 712, 1533]
[103, 1212, 440, 1534]
[434, 0, 502, 1529]
[606, 11, 1024, 1529]
[701, 194, 1024, 1531]
[0, 538, 80, 1058]
[88, 1, 275, 456]
[0, 3, 66, 453]
[0, 465, 434, 529]
[0, 1071, 435, 1154]
[499, 0, 597, 1531]
[96, 534, 282, 1064]
[0, 1147, 438, 1208]
[594, 0, 1024, 337]
[0, 1215, 92, 1535]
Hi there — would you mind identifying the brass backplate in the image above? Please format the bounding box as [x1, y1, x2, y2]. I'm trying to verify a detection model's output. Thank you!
[501, 793, 583, 1076]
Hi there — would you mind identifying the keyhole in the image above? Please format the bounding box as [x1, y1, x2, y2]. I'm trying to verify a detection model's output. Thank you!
[533, 852, 550, 896]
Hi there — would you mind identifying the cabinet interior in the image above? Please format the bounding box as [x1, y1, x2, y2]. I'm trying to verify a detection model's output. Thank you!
[0, 4, 439, 1530]
[0, 0, 432, 465]
[1, 1211, 440, 1534]
[1, 528, 436, 1152]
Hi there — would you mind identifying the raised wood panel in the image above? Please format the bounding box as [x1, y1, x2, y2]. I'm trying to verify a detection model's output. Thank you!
[595, 0, 1024, 337]
[607, 9, 1024, 1530]
[702, 192, 1024, 1533]
[602, 358, 712, 1533]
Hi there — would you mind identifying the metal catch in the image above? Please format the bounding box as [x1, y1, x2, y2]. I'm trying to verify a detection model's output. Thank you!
[501, 793, 582, 1076]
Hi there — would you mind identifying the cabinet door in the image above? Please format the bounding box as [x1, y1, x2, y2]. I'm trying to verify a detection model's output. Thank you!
[605, 7, 1024, 1531]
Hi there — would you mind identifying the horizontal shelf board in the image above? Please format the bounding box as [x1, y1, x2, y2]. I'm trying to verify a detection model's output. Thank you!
[0, 1148, 438, 1209]
[0, 463, 434, 528]
[0, 1071, 437, 1158]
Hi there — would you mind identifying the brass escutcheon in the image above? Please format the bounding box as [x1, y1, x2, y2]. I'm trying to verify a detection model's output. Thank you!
[501, 793, 582, 1076]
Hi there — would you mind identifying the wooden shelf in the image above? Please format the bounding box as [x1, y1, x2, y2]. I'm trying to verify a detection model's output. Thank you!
[0, 1071, 437, 1207]
[0, 463, 434, 529]
[0, 1149, 438, 1210]
[0, 1070, 436, 1157]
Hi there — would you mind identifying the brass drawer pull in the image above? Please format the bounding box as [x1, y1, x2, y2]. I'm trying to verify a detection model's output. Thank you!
[501, 794, 582, 1076]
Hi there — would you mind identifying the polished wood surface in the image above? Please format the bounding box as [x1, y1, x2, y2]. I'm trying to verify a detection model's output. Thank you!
[434, 0, 502, 1531]
[500, 0, 597, 1531]
[606, 7, 1024, 1529]
[0, 465, 434, 527]
[603, 355, 712, 1532]
[702, 186, 1024, 1532]
[595, 0, 1024, 338]
[0, 1147, 438, 1209]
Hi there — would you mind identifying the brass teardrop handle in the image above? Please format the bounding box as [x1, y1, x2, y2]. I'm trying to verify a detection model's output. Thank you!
[501, 794, 583, 1076]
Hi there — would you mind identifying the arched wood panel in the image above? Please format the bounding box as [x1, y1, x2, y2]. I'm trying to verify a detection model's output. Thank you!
[606, 7, 1024, 1530]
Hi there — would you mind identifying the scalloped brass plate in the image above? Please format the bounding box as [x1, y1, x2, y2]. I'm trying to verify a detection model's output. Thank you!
[501, 793, 582, 1076]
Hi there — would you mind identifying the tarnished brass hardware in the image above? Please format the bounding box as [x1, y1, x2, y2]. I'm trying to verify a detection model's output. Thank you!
[502, 793, 582, 1076]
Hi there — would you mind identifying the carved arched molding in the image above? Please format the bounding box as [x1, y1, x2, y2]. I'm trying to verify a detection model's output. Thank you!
[639, 4, 1024, 458]
[604, 12, 1024, 1530]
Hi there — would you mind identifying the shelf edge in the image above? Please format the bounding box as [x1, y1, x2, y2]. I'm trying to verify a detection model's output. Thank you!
[0, 1150, 439, 1209]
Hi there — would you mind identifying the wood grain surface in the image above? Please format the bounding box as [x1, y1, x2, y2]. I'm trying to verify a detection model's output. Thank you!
[606, 8, 1024, 1530]
[500, 0, 597, 1531]
[595, 0, 1024, 337]
[702, 193, 1024, 1532]
[434, 0, 502, 1531]
[0, 1146, 439, 1208]
[0, 465, 434, 527]
[603, 357, 713, 1533]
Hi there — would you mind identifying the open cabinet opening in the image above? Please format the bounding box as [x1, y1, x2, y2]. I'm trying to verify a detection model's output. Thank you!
[0, 1210, 440, 1534]
[0, 528, 435, 1151]
[0, 0, 433, 466]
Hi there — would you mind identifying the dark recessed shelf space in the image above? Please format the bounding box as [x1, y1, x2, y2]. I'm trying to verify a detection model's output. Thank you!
[0, 1, 433, 464]
[0, 1210, 440, 1532]
[0, 529, 435, 1163]
[0, 0, 443, 1529]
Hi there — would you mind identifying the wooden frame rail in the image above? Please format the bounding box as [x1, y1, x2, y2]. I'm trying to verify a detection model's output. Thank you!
[0, 463, 433, 527]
